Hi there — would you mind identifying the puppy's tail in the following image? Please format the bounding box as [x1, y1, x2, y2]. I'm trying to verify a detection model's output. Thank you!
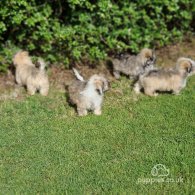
[72, 68, 85, 81]
[37, 58, 46, 71]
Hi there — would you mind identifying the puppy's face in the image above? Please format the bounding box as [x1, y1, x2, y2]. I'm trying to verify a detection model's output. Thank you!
[177, 57, 195, 75]
[89, 75, 109, 95]
[140, 48, 156, 69]
[13, 51, 32, 68]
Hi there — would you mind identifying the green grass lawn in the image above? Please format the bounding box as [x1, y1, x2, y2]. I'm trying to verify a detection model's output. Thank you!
[0, 76, 194, 194]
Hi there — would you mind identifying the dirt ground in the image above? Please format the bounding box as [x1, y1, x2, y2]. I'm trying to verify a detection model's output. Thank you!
[0, 37, 195, 100]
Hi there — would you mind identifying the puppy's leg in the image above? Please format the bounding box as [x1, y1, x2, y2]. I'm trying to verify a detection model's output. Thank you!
[129, 75, 136, 80]
[133, 82, 141, 94]
[113, 70, 120, 79]
[27, 84, 36, 95]
[173, 89, 181, 95]
[15, 72, 22, 86]
[40, 86, 49, 96]
[144, 88, 156, 97]
[94, 107, 102, 115]
[77, 105, 87, 116]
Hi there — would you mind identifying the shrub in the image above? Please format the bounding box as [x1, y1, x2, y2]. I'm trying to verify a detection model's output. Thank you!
[0, 0, 194, 71]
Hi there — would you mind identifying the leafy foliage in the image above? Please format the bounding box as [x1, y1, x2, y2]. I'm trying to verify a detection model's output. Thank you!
[0, 0, 194, 70]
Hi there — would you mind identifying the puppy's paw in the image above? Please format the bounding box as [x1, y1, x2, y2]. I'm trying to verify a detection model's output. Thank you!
[94, 109, 102, 115]
[40, 89, 49, 96]
[133, 83, 141, 94]
[133, 87, 141, 94]
[78, 109, 87, 116]
[173, 93, 181, 96]
[113, 71, 120, 79]
[173, 90, 181, 95]
[28, 90, 36, 96]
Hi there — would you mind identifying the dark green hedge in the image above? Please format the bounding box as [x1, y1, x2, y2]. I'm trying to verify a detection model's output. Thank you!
[0, 0, 195, 71]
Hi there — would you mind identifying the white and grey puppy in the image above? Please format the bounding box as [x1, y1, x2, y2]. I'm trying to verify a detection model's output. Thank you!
[111, 48, 156, 80]
[68, 68, 109, 116]
[134, 57, 195, 96]
[12, 50, 49, 96]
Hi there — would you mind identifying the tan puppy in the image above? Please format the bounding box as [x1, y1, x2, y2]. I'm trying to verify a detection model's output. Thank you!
[13, 51, 49, 96]
[112, 48, 156, 80]
[134, 57, 195, 96]
[68, 68, 109, 116]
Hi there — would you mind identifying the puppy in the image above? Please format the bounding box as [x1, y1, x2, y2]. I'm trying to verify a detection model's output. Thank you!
[134, 57, 195, 96]
[68, 68, 109, 116]
[12, 51, 49, 96]
[111, 48, 156, 80]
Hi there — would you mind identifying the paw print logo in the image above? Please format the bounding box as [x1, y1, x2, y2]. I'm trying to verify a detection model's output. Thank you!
[151, 164, 169, 177]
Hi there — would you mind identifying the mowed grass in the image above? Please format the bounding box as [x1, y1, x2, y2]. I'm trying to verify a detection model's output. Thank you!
[0, 76, 194, 194]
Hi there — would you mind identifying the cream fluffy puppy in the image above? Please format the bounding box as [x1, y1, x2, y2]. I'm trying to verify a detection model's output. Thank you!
[134, 57, 195, 96]
[68, 68, 109, 116]
[13, 51, 49, 96]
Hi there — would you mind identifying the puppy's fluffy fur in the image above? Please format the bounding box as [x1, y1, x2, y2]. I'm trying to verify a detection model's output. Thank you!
[68, 68, 109, 116]
[12, 51, 49, 96]
[134, 57, 195, 96]
[112, 48, 156, 80]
